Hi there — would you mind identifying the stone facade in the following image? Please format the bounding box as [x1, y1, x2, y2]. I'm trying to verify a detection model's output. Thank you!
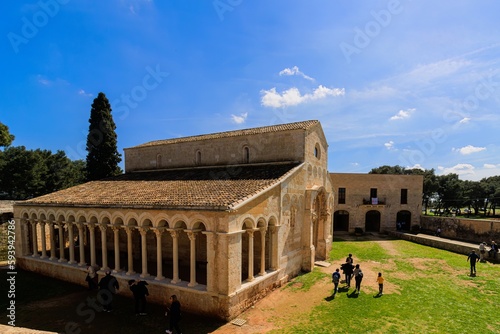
[13, 120, 333, 320]
[330, 173, 423, 233]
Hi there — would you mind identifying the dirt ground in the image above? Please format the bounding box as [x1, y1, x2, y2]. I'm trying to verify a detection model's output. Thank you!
[0, 237, 403, 334]
[211, 238, 401, 334]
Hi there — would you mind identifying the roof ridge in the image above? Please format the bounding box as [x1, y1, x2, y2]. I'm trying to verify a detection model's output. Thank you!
[129, 120, 319, 149]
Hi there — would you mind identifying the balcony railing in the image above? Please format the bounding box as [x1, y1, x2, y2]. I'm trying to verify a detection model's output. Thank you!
[362, 197, 386, 205]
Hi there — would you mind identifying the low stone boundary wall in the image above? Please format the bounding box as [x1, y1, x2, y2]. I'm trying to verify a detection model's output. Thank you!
[388, 231, 499, 263]
[419, 216, 500, 244]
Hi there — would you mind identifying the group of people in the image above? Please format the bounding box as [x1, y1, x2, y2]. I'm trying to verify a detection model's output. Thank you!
[468, 240, 498, 276]
[85, 266, 183, 333]
[332, 253, 384, 297]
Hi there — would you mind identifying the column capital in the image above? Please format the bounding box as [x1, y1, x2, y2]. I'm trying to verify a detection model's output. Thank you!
[168, 228, 182, 239]
[98, 224, 108, 233]
[86, 222, 96, 231]
[153, 228, 165, 237]
[138, 226, 149, 235]
[124, 225, 136, 233]
[111, 224, 122, 232]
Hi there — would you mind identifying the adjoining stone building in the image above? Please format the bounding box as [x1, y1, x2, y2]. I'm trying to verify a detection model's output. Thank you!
[13, 120, 333, 320]
[330, 173, 423, 233]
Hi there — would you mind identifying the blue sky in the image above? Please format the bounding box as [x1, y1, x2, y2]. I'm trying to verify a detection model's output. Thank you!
[2, 0, 500, 181]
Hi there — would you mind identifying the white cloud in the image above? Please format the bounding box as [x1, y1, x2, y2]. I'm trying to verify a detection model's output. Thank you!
[452, 145, 486, 155]
[459, 117, 471, 124]
[279, 66, 314, 81]
[78, 89, 93, 97]
[231, 112, 248, 124]
[407, 164, 425, 171]
[261, 85, 345, 108]
[37, 75, 51, 86]
[384, 141, 395, 150]
[437, 163, 475, 176]
[389, 108, 415, 121]
[484, 163, 500, 169]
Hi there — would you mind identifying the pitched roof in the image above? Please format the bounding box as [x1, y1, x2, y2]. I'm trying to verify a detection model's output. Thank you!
[18, 163, 302, 210]
[131, 120, 319, 148]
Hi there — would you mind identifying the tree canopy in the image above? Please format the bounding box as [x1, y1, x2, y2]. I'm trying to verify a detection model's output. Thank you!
[0, 122, 15, 147]
[85, 92, 122, 181]
[369, 165, 500, 216]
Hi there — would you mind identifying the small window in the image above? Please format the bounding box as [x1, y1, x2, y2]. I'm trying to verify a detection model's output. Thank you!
[243, 146, 250, 163]
[314, 143, 321, 159]
[338, 188, 346, 204]
[156, 154, 162, 168]
[196, 150, 201, 165]
[401, 189, 408, 204]
[370, 188, 377, 199]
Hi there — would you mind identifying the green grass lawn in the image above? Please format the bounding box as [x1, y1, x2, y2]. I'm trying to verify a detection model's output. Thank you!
[270, 238, 500, 334]
[1, 238, 499, 333]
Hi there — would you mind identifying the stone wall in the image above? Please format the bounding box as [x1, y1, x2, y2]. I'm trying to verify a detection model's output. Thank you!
[124, 130, 307, 172]
[420, 216, 500, 244]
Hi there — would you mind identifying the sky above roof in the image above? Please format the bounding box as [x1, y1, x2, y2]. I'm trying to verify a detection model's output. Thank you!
[2, 0, 500, 181]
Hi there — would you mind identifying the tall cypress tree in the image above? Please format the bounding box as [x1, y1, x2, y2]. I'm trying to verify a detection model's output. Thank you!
[86, 92, 122, 181]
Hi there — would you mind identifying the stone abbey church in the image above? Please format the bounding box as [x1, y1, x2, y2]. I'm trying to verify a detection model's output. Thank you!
[14, 120, 422, 320]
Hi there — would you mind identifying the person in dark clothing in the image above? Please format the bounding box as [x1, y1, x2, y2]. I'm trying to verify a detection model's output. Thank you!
[341, 261, 354, 287]
[488, 241, 498, 260]
[98, 270, 119, 312]
[129, 279, 149, 315]
[332, 268, 341, 297]
[467, 250, 480, 276]
[353, 264, 363, 293]
[165, 294, 182, 334]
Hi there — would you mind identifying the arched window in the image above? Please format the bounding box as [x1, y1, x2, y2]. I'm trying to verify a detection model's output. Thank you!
[314, 143, 321, 159]
[156, 154, 162, 168]
[196, 150, 201, 165]
[243, 146, 250, 163]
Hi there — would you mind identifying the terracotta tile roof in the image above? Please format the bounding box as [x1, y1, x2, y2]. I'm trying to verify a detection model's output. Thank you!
[131, 120, 319, 148]
[18, 163, 302, 210]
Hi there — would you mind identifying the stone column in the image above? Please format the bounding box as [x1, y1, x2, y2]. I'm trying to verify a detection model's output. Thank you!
[186, 230, 198, 287]
[31, 220, 39, 257]
[112, 225, 121, 273]
[154, 229, 164, 280]
[57, 222, 66, 263]
[139, 227, 149, 278]
[269, 225, 279, 270]
[169, 229, 180, 284]
[259, 227, 267, 276]
[125, 226, 135, 275]
[49, 222, 57, 260]
[67, 222, 76, 264]
[40, 221, 47, 259]
[247, 229, 254, 282]
[99, 224, 109, 271]
[77, 223, 86, 266]
[88, 223, 97, 268]
[203, 231, 216, 293]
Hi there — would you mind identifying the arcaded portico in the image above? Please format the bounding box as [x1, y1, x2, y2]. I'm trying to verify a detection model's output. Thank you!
[14, 120, 333, 320]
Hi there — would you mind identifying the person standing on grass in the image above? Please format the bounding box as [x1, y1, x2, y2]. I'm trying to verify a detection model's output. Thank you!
[332, 268, 341, 297]
[467, 250, 480, 276]
[489, 241, 498, 260]
[377, 272, 384, 296]
[479, 242, 487, 262]
[353, 264, 363, 293]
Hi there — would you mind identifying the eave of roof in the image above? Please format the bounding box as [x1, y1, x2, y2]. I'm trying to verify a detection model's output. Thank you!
[15, 162, 303, 211]
[128, 120, 319, 149]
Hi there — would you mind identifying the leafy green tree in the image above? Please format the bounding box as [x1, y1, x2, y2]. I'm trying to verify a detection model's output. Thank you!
[0, 122, 15, 147]
[0, 146, 46, 199]
[436, 173, 463, 213]
[369, 165, 406, 175]
[85, 92, 122, 181]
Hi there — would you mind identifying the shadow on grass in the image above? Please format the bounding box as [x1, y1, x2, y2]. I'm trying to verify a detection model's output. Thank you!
[347, 291, 359, 298]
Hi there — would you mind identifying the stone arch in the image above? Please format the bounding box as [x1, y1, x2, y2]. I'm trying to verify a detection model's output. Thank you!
[365, 210, 381, 232]
[396, 210, 411, 231]
[191, 221, 208, 285]
[333, 210, 349, 232]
